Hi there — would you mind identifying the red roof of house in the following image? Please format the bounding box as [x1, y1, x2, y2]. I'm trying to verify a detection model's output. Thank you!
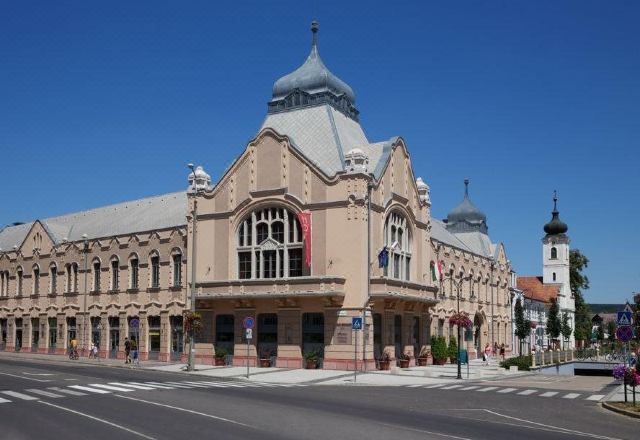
[517, 276, 560, 303]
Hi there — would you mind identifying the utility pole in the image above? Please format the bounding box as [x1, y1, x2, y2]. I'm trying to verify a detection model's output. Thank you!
[82, 234, 88, 357]
[187, 164, 199, 372]
[490, 259, 495, 349]
[362, 179, 372, 372]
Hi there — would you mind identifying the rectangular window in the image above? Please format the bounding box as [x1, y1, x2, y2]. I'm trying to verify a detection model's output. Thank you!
[151, 256, 160, 288]
[262, 251, 276, 279]
[111, 260, 119, 290]
[238, 252, 251, 279]
[289, 248, 302, 277]
[173, 254, 182, 286]
[393, 254, 400, 278]
[93, 262, 101, 292]
[405, 256, 410, 281]
[130, 259, 139, 289]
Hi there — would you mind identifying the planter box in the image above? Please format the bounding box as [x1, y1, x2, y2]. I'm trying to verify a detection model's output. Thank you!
[433, 358, 447, 366]
[378, 360, 391, 370]
[214, 357, 225, 366]
[305, 360, 318, 369]
[259, 358, 271, 368]
[399, 359, 410, 368]
[416, 357, 429, 366]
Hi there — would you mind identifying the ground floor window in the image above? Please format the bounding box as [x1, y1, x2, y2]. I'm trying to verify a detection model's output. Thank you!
[109, 317, 119, 359]
[394, 315, 402, 358]
[373, 314, 382, 359]
[412, 316, 420, 356]
[258, 314, 278, 359]
[15, 318, 23, 351]
[66, 317, 76, 346]
[148, 316, 161, 360]
[302, 313, 324, 359]
[1, 319, 7, 350]
[91, 317, 101, 348]
[215, 315, 234, 352]
[31, 318, 39, 352]
[170, 316, 183, 360]
[48, 318, 57, 353]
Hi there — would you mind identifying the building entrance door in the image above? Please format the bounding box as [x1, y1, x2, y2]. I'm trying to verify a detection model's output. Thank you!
[257, 314, 277, 363]
[109, 317, 119, 359]
[170, 316, 183, 361]
[48, 318, 57, 354]
[148, 316, 161, 360]
[1, 319, 7, 351]
[302, 313, 324, 363]
[15, 318, 23, 352]
[31, 318, 39, 352]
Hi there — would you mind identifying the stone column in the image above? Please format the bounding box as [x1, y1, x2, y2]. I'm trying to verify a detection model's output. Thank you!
[56, 313, 67, 354]
[118, 312, 127, 360]
[159, 312, 170, 362]
[138, 311, 148, 361]
[6, 316, 15, 351]
[99, 314, 109, 358]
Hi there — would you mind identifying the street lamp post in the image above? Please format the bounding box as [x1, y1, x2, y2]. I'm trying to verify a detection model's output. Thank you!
[187, 164, 200, 372]
[441, 274, 471, 380]
[82, 233, 88, 357]
[490, 260, 495, 350]
[362, 179, 373, 372]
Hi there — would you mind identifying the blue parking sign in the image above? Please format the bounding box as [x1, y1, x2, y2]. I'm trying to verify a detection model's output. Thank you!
[352, 317, 363, 330]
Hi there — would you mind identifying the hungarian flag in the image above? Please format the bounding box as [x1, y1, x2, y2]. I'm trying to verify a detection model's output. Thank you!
[432, 260, 444, 282]
[297, 211, 312, 267]
[431, 263, 438, 282]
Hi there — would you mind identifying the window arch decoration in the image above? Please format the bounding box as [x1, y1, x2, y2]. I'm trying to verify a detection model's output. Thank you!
[237, 206, 304, 279]
[468, 269, 475, 298]
[49, 263, 57, 294]
[383, 211, 412, 281]
[550, 247, 558, 259]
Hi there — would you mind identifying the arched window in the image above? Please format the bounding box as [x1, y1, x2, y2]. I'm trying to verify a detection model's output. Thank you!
[237, 207, 303, 279]
[110, 256, 119, 291]
[552, 272, 556, 282]
[383, 211, 411, 281]
[171, 250, 182, 287]
[469, 270, 475, 298]
[32, 264, 40, 295]
[66, 263, 78, 293]
[149, 251, 160, 288]
[550, 247, 557, 259]
[0, 271, 6, 297]
[92, 258, 101, 292]
[129, 254, 139, 289]
[16, 266, 23, 296]
[49, 263, 57, 294]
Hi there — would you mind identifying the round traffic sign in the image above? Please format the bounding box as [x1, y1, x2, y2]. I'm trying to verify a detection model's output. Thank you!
[243, 316, 254, 329]
[616, 325, 633, 342]
[129, 318, 140, 328]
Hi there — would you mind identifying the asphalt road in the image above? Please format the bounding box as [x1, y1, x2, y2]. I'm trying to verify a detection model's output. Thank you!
[0, 357, 637, 440]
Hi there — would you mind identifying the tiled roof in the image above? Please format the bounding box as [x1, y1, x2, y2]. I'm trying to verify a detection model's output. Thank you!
[517, 276, 560, 303]
[431, 219, 501, 260]
[0, 192, 187, 250]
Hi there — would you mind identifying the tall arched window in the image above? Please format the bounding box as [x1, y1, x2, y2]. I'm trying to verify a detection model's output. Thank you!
[383, 211, 411, 281]
[129, 254, 139, 289]
[16, 266, 23, 296]
[92, 258, 101, 292]
[32, 264, 40, 295]
[49, 263, 57, 294]
[237, 207, 303, 279]
[149, 251, 160, 288]
[550, 247, 557, 259]
[66, 263, 78, 293]
[171, 249, 182, 287]
[110, 256, 119, 291]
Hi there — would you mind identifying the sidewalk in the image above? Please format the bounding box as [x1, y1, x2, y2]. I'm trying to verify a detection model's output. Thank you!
[0, 350, 169, 369]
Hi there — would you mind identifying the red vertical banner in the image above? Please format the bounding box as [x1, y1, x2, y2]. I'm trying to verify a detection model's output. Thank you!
[297, 211, 312, 267]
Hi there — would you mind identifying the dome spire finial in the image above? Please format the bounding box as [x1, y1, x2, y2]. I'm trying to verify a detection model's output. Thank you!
[464, 178, 470, 198]
[543, 189, 568, 235]
[553, 190, 558, 212]
[311, 20, 319, 48]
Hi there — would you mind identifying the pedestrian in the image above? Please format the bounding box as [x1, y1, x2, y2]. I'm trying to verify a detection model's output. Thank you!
[483, 343, 491, 366]
[131, 339, 139, 366]
[124, 337, 131, 364]
[500, 343, 506, 361]
[89, 342, 96, 359]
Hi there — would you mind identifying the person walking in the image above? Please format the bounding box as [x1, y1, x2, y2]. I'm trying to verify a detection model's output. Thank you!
[483, 343, 491, 366]
[500, 343, 506, 361]
[124, 337, 131, 364]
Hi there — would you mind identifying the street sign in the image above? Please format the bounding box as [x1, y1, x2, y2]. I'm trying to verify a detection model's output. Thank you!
[129, 318, 140, 328]
[617, 311, 632, 326]
[352, 317, 362, 331]
[616, 325, 633, 342]
[245, 328, 252, 340]
[243, 316, 254, 329]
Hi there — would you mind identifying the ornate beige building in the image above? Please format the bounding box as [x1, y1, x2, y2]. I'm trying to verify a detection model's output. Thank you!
[0, 21, 512, 368]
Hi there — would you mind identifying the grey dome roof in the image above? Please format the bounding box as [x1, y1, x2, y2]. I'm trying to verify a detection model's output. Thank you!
[271, 21, 356, 103]
[544, 192, 568, 235]
[446, 179, 488, 234]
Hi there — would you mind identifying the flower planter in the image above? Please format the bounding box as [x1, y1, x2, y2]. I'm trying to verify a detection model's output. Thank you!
[416, 357, 429, 366]
[305, 360, 318, 369]
[378, 360, 391, 370]
[259, 358, 271, 368]
[399, 359, 410, 368]
[433, 358, 447, 366]
[214, 357, 225, 366]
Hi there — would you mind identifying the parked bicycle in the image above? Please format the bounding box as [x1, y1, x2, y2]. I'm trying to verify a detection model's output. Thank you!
[68, 347, 79, 360]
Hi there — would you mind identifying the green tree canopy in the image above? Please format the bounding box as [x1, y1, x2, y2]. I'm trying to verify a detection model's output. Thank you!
[561, 312, 573, 347]
[514, 297, 531, 355]
[546, 298, 562, 346]
[570, 249, 592, 344]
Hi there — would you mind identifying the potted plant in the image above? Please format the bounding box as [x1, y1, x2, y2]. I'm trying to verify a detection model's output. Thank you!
[448, 336, 458, 364]
[378, 351, 391, 370]
[398, 351, 411, 368]
[214, 347, 227, 366]
[303, 349, 320, 369]
[259, 349, 272, 368]
[431, 336, 448, 365]
[416, 347, 430, 366]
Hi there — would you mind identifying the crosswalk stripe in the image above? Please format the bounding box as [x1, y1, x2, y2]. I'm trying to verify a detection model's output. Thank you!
[163, 382, 201, 388]
[563, 393, 581, 399]
[441, 385, 463, 390]
[0, 397, 11, 403]
[49, 387, 87, 396]
[108, 382, 155, 390]
[477, 387, 498, 392]
[517, 389, 538, 395]
[407, 384, 423, 388]
[88, 384, 135, 392]
[68, 385, 111, 394]
[142, 382, 176, 389]
[460, 386, 479, 391]
[25, 389, 65, 398]
[540, 391, 558, 397]
[586, 394, 605, 401]
[1, 391, 39, 401]
[497, 388, 517, 394]
[426, 384, 446, 388]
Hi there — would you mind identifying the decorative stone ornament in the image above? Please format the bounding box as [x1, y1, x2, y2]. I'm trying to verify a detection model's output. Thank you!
[344, 148, 369, 174]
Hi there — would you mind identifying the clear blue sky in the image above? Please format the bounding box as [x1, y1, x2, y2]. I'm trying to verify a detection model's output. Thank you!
[1, 1, 638, 304]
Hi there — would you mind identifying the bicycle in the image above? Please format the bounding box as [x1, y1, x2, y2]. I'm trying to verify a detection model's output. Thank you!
[68, 348, 79, 360]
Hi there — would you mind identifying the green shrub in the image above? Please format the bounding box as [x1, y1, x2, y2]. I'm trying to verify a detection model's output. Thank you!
[430, 336, 448, 360]
[448, 336, 458, 360]
[500, 355, 532, 371]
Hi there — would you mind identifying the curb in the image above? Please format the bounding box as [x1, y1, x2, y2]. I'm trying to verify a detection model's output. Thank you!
[601, 401, 640, 419]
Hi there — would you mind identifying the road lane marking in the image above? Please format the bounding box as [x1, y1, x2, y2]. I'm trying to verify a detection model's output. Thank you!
[459, 386, 479, 390]
[48, 387, 87, 396]
[0, 372, 51, 382]
[481, 408, 625, 440]
[476, 386, 498, 392]
[497, 388, 517, 393]
[22, 372, 54, 376]
[114, 394, 253, 428]
[88, 384, 135, 392]
[140, 382, 176, 389]
[157, 382, 195, 388]
[25, 389, 65, 398]
[378, 422, 472, 440]
[68, 385, 111, 394]
[441, 385, 463, 390]
[407, 384, 423, 388]
[1, 391, 39, 400]
[426, 384, 446, 388]
[586, 394, 605, 401]
[0, 397, 11, 403]
[38, 400, 157, 439]
[562, 393, 581, 399]
[539, 391, 558, 397]
[109, 382, 155, 390]
[517, 389, 537, 395]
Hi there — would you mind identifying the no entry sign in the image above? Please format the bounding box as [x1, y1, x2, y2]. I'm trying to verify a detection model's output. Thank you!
[616, 325, 633, 342]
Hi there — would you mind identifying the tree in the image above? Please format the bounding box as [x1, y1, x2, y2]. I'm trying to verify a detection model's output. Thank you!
[596, 324, 604, 342]
[633, 293, 640, 344]
[607, 320, 616, 341]
[514, 298, 531, 355]
[546, 298, 562, 349]
[570, 249, 591, 346]
[561, 312, 572, 349]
